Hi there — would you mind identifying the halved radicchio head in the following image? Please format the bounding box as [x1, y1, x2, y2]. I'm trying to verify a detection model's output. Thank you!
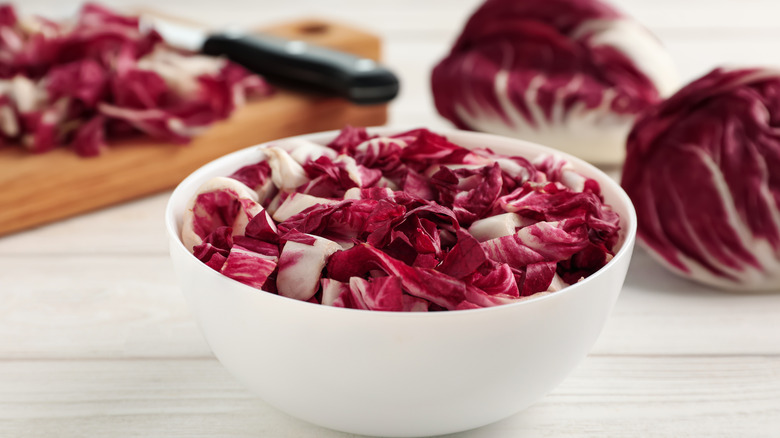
[622, 67, 780, 290]
[431, 0, 677, 164]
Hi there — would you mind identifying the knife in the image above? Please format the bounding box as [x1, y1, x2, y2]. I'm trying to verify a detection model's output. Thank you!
[142, 17, 400, 105]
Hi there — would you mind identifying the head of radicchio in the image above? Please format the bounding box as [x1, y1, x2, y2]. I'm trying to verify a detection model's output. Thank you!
[431, 0, 677, 164]
[622, 67, 780, 291]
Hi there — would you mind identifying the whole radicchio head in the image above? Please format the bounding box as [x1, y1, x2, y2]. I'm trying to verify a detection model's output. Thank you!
[622, 67, 780, 290]
[431, 0, 677, 164]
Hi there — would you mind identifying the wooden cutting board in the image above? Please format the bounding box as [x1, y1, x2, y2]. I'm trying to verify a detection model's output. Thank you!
[0, 19, 387, 236]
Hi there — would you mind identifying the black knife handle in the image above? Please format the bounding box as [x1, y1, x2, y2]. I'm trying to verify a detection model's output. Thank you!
[203, 33, 399, 105]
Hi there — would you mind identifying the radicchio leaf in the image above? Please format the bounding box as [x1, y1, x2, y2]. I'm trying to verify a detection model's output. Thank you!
[277, 234, 342, 301]
[220, 244, 277, 289]
[430, 162, 504, 225]
[181, 177, 263, 251]
[192, 226, 233, 271]
[228, 161, 276, 202]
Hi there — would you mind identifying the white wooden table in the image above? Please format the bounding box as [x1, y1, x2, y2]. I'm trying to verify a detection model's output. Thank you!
[2, 1, 780, 436]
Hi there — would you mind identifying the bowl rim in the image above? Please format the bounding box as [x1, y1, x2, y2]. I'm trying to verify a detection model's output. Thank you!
[165, 126, 637, 318]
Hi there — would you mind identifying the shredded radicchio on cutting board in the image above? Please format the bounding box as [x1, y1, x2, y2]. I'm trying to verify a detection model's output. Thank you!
[0, 3, 271, 156]
[181, 127, 621, 311]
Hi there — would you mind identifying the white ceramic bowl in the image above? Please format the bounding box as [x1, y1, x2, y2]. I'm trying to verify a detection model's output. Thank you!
[165, 128, 637, 437]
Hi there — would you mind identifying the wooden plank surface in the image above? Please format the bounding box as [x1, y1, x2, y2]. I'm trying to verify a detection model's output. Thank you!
[0, 19, 386, 236]
[0, 357, 778, 438]
[3, 0, 780, 437]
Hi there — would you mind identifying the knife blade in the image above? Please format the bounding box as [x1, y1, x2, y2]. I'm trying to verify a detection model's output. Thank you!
[142, 16, 400, 105]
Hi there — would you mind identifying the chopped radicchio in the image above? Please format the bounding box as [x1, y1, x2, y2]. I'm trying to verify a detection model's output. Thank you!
[0, 3, 271, 156]
[182, 127, 621, 311]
